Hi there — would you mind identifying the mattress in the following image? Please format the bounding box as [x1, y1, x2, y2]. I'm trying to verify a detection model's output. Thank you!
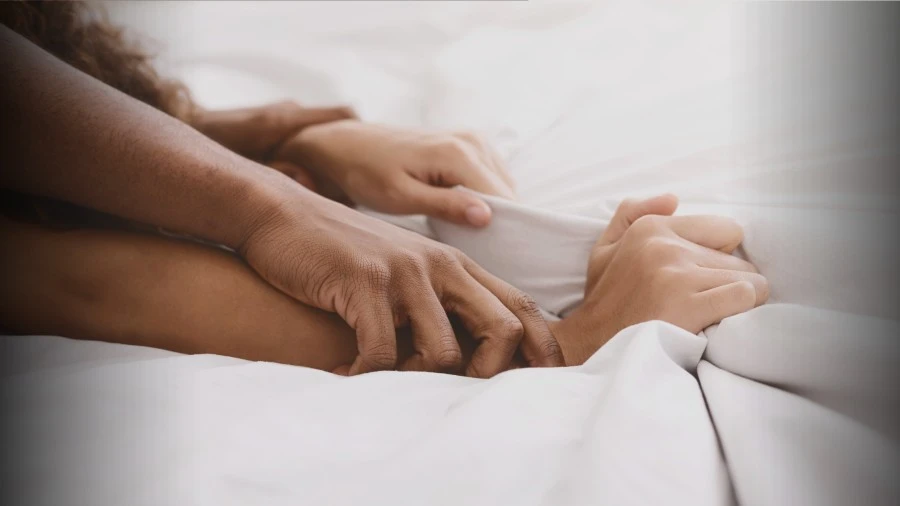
[3, 1, 898, 505]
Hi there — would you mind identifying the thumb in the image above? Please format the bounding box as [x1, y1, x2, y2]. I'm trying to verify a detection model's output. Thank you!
[600, 194, 679, 245]
[406, 183, 493, 227]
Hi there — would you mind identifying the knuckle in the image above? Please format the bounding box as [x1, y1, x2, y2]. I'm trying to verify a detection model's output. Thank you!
[467, 360, 486, 379]
[334, 105, 357, 119]
[727, 230, 745, 251]
[275, 99, 302, 112]
[395, 252, 427, 280]
[497, 315, 525, 342]
[446, 246, 468, 264]
[706, 292, 726, 316]
[657, 265, 685, 286]
[509, 291, 542, 320]
[434, 346, 463, 370]
[755, 275, 771, 303]
[473, 311, 525, 342]
[427, 247, 461, 272]
[734, 257, 758, 273]
[726, 217, 743, 231]
[588, 244, 611, 266]
[271, 101, 304, 122]
[454, 130, 481, 144]
[364, 342, 397, 370]
[719, 217, 745, 248]
[735, 281, 757, 308]
[639, 236, 677, 264]
[435, 137, 469, 160]
[358, 259, 392, 291]
[539, 338, 564, 364]
[630, 214, 664, 236]
[381, 181, 407, 203]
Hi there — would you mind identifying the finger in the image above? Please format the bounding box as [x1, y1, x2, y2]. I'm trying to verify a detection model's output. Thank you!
[692, 280, 758, 329]
[441, 272, 524, 377]
[667, 215, 744, 253]
[486, 148, 516, 190]
[429, 140, 515, 200]
[348, 300, 398, 375]
[291, 105, 358, 127]
[460, 132, 517, 191]
[268, 105, 358, 154]
[463, 258, 564, 370]
[445, 163, 515, 200]
[399, 291, 462, 373]
[688, 243, 759, 273]
[264, 105, 358, 160]
[601, 194, 679, 245]
[694, 268, 770, 306]
[401, 181, 494, 227]
[469, 165, 516, 200]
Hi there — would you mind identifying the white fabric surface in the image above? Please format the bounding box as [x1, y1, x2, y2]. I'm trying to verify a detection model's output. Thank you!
[3, 1, 899, 505]
[699, 361, 900, 506]
[430, 188, 601, 319]
[3, 325, 730, 506]
[431, 190, 900, 506]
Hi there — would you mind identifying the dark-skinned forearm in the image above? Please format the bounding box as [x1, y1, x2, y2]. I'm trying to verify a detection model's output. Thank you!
[0, 216, 360, 370]
[0, 217, 507, 372]
[0, 24, 298, 250]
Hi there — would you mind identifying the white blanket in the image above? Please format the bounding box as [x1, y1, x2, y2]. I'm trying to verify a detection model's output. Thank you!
[3, 1, 898, 505]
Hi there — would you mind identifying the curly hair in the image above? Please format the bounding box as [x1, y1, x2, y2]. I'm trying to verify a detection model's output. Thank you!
[0, 0, 194, 121]
[0, 1, 194, 229]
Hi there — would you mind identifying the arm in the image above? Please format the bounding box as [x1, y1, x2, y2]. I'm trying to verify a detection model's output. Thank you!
[0, 216, 359, 372]
[0, 217, 501, 373]
[0, 25, 562, 377]
[271, 120, 517, 226]
[0, 23, 275, 250]
[190, 103, 356, 162]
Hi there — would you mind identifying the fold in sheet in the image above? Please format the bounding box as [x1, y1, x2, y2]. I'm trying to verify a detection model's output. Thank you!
[431, 188, 900, 506]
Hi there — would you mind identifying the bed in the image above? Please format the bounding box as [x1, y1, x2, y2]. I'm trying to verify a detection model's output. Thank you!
[3, 1, 898, 505]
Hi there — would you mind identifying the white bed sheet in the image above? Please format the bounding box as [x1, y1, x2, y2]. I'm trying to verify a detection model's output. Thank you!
[3, 1, 899, 505]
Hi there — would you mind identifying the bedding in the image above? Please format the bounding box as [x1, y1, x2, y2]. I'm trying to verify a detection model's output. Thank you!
[2, 1, 898, 505]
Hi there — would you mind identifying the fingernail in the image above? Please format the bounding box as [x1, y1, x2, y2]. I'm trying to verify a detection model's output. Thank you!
[465, 203, 491, 226]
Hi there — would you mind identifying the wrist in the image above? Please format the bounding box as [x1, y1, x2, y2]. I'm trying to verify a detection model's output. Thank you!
[548, 307, 607, 366]
[219, 160, 318, 254]
[263, 105, 358, 166]
[273, 120, 359, 202]
[547, 318, 582, 366]
[279, 104, 357, 134]
[279, 120, 350, 174]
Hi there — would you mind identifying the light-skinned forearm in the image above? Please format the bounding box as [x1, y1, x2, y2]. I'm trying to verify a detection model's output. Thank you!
[190, 106, 288, 161]
[0, 24, 299, 251]
[190, 103, 356, 162]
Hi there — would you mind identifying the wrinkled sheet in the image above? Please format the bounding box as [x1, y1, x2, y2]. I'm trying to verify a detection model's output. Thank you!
[3, 1, 899, 505]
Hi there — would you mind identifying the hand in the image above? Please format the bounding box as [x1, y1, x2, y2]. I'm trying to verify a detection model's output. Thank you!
[239, 184, 563, 377]
[192, 101, 357, 162]
[551, 195, 769, 365]
[271, 120, 516, 227]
